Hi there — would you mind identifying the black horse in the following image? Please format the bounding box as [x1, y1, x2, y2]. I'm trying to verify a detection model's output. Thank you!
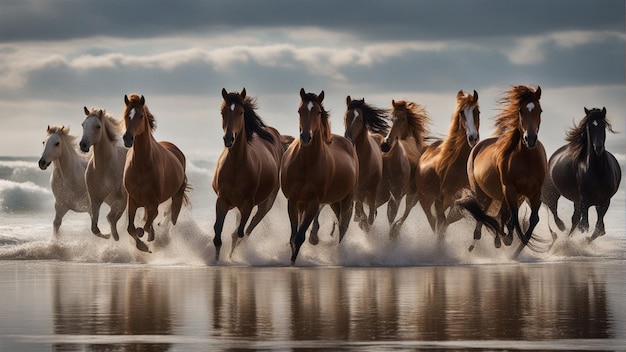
[542, 107, 621, 241]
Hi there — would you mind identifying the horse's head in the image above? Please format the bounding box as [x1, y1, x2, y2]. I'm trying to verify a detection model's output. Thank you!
[585, 107, 609, 156]
[220, 88, 247, 148]
[382, 100, 410, 152]
[344, 96, 366, 143]
[123, 94, 154, 148]
[79, 107, 104, 153]
[456, 90, 480, 147]
[298, 88, 327, 146]
[518, 86, 542, 149]
[39, 125, 67, 170]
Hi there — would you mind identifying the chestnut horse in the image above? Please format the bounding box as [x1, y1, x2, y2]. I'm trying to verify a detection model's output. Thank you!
[122, 94, 189, 252]
[542, 107, 621, 242]
[457, 86, 547, 255]
[418, 90, 480, 236]
[344, 96, 389, 231]
[281, 88, 358, 264]
[212, 88, 285, 261]
[380, 100, 431, 236]
[38, 125, 90, 235]
[80, 107, 127, 241]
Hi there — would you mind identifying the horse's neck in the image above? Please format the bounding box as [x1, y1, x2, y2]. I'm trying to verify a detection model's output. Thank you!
[130, 132, 157, 164]
[300, 133, 329, 161]
[227, 131, 250, 162]
[55, 142, 84, 181]
[353, 130, 374, 155]
[91, 135, 117, 166]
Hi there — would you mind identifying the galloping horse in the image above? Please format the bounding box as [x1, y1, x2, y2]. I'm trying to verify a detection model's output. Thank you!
[418, 90, 480, 236]
[542, 107, 621, 241]
[457, 86, 547, 254]
[281, 88, 358, 264]
[122, 94, 189, 252]
[80, 107, 127, 241]
[212, 88, 285, 261]
[344, 96, 389, 231]
[380, 100, 431, 235]
[38, 125, 90, 235]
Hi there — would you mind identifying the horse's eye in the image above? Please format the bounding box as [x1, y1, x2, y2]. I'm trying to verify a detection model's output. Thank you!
[96, 125, 101, 129]
[55, 142, 60, 146]
[42, 141, 45, 145]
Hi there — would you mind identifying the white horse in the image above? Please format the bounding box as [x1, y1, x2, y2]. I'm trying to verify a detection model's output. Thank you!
[38, 125, 90, 235]
[80, 107, 128, 240]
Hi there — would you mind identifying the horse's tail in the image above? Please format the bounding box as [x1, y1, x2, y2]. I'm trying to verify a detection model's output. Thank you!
[280, 134, 295, 151]
[181, 175, 192, 207]
[455, 190, 501, 235]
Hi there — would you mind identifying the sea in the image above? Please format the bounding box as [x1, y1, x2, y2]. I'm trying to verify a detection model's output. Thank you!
[0, 155, 624, 351]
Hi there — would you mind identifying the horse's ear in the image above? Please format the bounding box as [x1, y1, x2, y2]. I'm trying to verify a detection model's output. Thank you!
[299, 88, 306, 100]
[318, 90, 325, 103]
[456, 90, 464, 101]
[472, 90, 479, 103]
[140, 95, 145, 105]
[47, 125, 51, 132]
[346, 96, 351, 106]
[124, 95, 129, 106]
[222, 88, 228, 100]
[241, 88, 246, 99]
[535, 86, 542, 99]
[392, 99, 396, 106]
[84, 106, 89, 115]
[602, 107, 606, 115]
[584, 107, 590, 115]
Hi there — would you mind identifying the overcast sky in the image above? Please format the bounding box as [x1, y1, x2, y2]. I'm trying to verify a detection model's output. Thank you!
[1, 0, 624, 160]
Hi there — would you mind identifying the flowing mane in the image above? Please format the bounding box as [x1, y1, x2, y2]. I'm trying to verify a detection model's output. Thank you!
[493, 85, 540, 157]
[436, 91, 479, 176]
[392, 100, 431, 149]
[301, 91, 332, 144]
[221, 91, 274, 143]
[566, 108, 615, 157]
[86, 108, 124, 142]
[125, 94, 157, 131]
[47, 125, 76, 143]
[347, 98, 390, 135]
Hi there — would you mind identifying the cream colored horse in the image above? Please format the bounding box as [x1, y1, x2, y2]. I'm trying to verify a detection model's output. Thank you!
[38, 125, 90, 235]
[80, 107, 128, 241]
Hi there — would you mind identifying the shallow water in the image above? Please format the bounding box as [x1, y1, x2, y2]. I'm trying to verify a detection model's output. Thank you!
[0, 260, 624, 351]
[1, 156, 625, 350]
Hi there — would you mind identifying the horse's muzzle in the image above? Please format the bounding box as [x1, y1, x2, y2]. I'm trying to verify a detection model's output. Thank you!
[381, 139, 391, 153]
[38, 158, 50, 170]
[467, 134, 479, 148]
[300, 131, 312, 146]
[523, 133, 538, 149]
[123, 133, 134, 148]
[79, 140, 90, 153]
[223, 133, 235, 148]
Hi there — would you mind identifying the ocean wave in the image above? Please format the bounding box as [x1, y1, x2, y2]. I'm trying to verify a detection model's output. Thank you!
[0, 179, 53, 213]
[0, 159, 51, 187]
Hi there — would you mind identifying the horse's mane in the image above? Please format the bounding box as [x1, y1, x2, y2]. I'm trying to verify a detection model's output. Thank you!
[126, 94, 156, 131]
[87, 108, 124, 142]
[436, 91, 479, 176]
[47, 125, 77, 143]
[301, 92, 332, 144]
[221, 91, 274, 143]
[392, 100, 431, 149]
[493, 85, 540, 157]
[347, 98, 390, 135]
[566, 108, 615, 156]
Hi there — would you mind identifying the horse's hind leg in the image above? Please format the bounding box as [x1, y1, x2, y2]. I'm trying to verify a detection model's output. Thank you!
[213, 197, 229, 261]
[143, 206, 159, 242]
[569, 203, 582, 236]
[245, 188, 278, 236]
[107, 195, 126, 241]
[335, 196, 354, 243]
[391, 192, 418, 235]
[541, 176, 565, 231]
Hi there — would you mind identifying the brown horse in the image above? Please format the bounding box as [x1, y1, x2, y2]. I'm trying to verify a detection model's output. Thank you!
[457, 86, 547, 255]
[281, 88, 358, 264]
[212, 88, 285, 261]
[542, 107, 621, 241]
[122, 94, 189, 252]
[418, 90, 480, 236]
[344, 96, 389, 231]
[380, 99, 431, 235]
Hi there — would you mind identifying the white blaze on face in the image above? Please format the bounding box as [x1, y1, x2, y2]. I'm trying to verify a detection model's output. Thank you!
[463, 107, 478, 136]
[230, 103, 235, 111]
[129, 108, 136, 120]
[307, 101, 314, 112]
[592, 120, 598, 126]
[527, 102, 535, 112]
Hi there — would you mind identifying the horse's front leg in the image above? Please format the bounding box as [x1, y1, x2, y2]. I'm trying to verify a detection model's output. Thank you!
[126, 199, 150, 252]
[213, 197, 229, 262]
[503, 186, 524, 244]
[88, 195, 108, 239]
[229, 204, 253, 259]
[107, 195, 126, 241]
[291, 200, 318, 264]
[143, 206, 159, 242]
[53, 202, 69, 236]
[590, 201, 609, 242]
[568, 203, 582, 236]
[579, 199, 591, 233]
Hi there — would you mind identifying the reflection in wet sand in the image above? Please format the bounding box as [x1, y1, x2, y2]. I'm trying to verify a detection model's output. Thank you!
[0, 260, 620, 350]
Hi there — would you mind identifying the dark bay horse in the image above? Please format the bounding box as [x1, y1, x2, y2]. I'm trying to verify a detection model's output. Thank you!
[80, 107, 127, 241]
[344, 96, 389, 231]
[457, 86, 547, 255]
[380, 100, 431, 235]
[212, 88, 285, 261]
[542, 107, 621, 241]
[281, 88, 358, 264]
[418, 90, 480, 236]
[122, 94, 189, 252]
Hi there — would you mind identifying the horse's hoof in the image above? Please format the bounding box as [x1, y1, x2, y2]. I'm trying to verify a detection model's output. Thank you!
[309, 235, 319, 246]
[468, 244, 475, 252]
[136, 228, 145, 238]
[494, 236, 502, 248]
[136, 240, 151, 253]
[94, 232, 111, 240]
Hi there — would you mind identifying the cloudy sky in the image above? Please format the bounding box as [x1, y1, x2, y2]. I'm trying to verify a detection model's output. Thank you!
[1, 0, 624, 160]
